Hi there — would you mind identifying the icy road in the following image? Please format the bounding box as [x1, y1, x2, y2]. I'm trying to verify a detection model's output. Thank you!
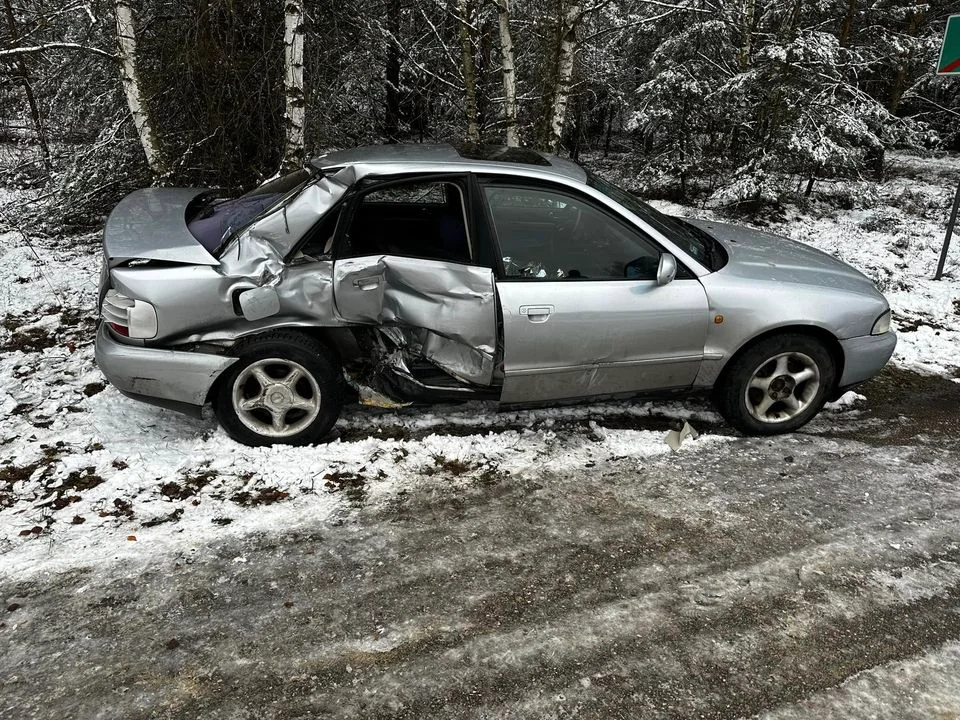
[4, 368, 960, 719]
[4, 151, 960, 718]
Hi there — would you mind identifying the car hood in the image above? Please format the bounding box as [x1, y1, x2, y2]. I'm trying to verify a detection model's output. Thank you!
[103, 188, 218, 268]
[685, 218, 876, 292]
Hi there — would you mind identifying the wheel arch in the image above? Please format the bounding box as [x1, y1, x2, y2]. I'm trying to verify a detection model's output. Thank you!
[715, 324, 845, 393]
[204, 326, 356, 405]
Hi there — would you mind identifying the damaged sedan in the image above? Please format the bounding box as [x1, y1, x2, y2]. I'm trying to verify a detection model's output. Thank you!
[95, 144, 896, 446]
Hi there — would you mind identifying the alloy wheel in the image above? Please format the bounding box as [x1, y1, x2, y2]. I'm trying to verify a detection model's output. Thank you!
[743, 351, 821, 424]
[231, 358, 322, 438]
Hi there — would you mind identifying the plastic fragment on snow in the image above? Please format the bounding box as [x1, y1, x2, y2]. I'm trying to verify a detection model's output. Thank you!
[665, 421, 699, 452]
[358, 385, 411, 409]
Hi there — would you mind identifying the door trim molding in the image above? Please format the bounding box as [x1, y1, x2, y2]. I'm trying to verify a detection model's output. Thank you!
[507, 354, 704, 377]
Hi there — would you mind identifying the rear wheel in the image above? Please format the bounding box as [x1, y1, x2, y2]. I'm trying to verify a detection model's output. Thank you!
[715, 333, 836, 435]
[215, 331, 343, 446]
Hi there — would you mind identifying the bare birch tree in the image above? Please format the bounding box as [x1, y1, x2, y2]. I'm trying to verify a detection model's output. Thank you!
[540, 1, 584, 153]
[282, 0, 306, 171]
[494, 0, 517, 146]
[739, 0, 755, 69]
[459, 0, 479, 142]
[115, 0, 162, 174]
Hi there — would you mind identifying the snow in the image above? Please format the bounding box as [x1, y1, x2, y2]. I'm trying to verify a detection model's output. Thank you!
[756, 641, 960, 719]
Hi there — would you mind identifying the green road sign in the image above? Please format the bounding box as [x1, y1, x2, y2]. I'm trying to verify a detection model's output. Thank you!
[938, 15, 960, 75]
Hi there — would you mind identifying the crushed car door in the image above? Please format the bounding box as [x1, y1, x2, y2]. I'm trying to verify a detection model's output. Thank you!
[331, 176, 498, 386]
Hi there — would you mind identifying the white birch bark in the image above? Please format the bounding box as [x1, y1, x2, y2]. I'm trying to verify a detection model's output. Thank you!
[459, 0, 479, 143]
[547, 2, 581, 153]
[739, 0, 755, 69]
[495, 0, 518, 147]
[115, 0, 162, 174]
[282, 0, 306, 170]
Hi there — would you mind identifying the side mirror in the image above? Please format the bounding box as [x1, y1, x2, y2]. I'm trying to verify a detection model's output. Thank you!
[657, 253, 677, 286]
[238, 286, 280, 321]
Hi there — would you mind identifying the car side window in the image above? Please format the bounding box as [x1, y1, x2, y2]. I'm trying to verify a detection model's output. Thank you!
[341, 179, 472, 263]
[483, 185, 661, 280]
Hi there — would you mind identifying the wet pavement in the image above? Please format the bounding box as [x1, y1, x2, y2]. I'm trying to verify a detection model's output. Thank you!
[4, 367, 960, 719]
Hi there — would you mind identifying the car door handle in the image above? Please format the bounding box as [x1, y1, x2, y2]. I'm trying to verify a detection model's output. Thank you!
[352, 276, 381, 291]
[520, 305, 554, 323]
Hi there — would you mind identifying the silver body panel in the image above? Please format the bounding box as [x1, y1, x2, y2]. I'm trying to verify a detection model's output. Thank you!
[838, 333, 898, 387]
[94, 322, 237, 407]
[103, 188, 218, 267]
[95, 144, 896, 417]
[333, 256, 497, 385]
[497, 278, 709, 403]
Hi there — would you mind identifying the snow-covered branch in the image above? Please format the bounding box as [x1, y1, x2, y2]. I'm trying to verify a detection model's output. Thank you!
[0, 42, 114, 60]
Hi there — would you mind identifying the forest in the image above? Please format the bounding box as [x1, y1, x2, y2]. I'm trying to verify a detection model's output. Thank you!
[1, 0, 958, 228]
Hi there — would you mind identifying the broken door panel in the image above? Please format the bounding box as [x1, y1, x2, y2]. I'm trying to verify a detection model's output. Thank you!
[333, 255, 498, 386]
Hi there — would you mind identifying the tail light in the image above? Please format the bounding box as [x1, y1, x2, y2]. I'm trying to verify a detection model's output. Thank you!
[101, 289, 158, 339]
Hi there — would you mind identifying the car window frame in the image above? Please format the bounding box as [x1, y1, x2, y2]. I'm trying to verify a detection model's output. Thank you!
[331, 172, 484, 267]
[216, 168, 319, 257]
[475, 176, 696, 283]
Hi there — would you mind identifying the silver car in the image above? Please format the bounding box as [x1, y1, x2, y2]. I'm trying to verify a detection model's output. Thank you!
[95, 144, 896, 446]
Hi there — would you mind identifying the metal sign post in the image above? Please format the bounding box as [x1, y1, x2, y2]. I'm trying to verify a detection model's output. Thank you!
[931, 16, 960, 280]
[938, 15, 960, 75]
[934, 179, 960, 281]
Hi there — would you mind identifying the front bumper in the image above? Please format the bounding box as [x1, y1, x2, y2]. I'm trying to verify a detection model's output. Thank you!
[94, 323, 238, 416]
[837, 331, 897, 389]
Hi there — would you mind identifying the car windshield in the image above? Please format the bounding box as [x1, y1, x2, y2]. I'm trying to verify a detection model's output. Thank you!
[586, 172, 725, 271]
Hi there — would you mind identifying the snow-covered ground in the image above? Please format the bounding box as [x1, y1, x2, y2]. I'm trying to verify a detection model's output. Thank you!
[2, 152, 960, 718]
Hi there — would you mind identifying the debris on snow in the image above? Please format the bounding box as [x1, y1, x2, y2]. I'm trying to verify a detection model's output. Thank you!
[665, 421, 699, 452]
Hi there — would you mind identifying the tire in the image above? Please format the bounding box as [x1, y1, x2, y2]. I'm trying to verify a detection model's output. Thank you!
[215, 331, 344, 446]
[714, 333, 836, 436]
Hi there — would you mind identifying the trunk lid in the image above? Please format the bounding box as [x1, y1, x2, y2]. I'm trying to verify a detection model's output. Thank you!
[103, 188, 219, 268]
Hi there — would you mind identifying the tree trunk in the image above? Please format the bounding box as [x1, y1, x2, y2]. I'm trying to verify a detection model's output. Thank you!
[2, 0, 51, 171]
[494, 0, 517, 147]
[282, 0, 306, 171]
[115, 0, 163, 174]
[739, 0, 755, 70]
[888, 3, 923, 115]
[603, 102, 614, 157]
[384, 0, 401, 142]
[459, 0, 479, 143]
[785, 0, 803, 40]
[838, 0, 857, 47]
[544, 1, 581, 153]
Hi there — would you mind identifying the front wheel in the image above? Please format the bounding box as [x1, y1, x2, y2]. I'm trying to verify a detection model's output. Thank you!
[215, 331, 343, 446]
[714, 333, 836, 435]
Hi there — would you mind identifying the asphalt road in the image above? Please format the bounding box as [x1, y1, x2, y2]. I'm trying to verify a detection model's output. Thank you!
[4, 368, 960, 719]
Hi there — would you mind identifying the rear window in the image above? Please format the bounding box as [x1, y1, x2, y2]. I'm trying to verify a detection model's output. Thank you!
[241, 168, 313, 198]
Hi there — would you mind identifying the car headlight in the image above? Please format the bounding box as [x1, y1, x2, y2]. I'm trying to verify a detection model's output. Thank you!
[871, 309, 891, 335]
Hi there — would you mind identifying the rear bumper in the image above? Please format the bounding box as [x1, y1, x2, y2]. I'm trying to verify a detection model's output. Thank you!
[94, 323, 237, 415]
[838, 331, 897, 389]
